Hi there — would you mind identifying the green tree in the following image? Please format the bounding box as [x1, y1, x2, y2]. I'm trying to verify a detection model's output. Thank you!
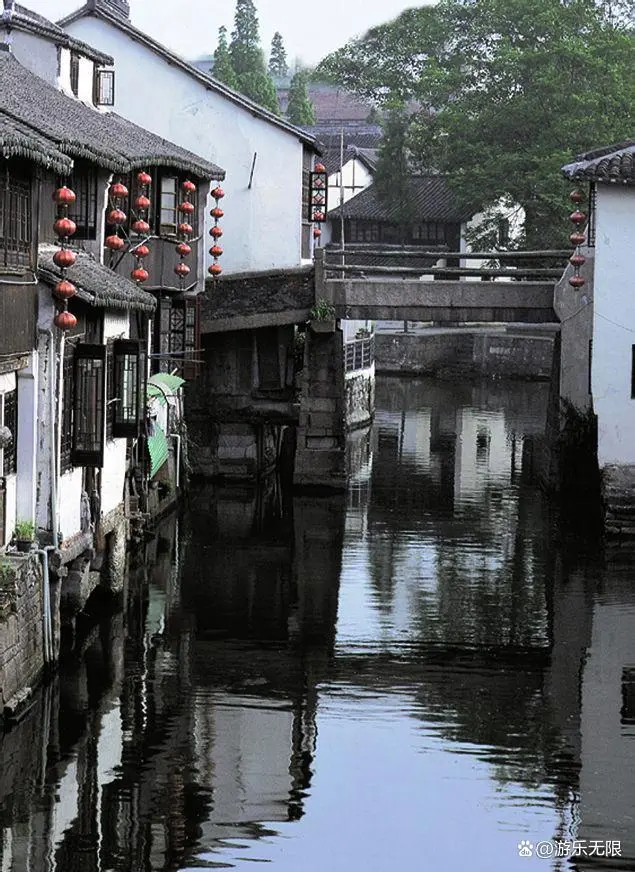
[286, 70, 316, 125]
[317, 0, 635, 249]
[268, 31, 288, 77]
[373, 106, 417, 233]
[213, 25, 238, 89]
[229, 0, 279, 113]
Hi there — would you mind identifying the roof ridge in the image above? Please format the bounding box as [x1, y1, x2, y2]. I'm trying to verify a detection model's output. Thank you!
[58, 3, 318, 147]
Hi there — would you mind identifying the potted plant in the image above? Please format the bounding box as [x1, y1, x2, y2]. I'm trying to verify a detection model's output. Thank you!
[309, 298, 336, 333]
[13, 520, 36, 553]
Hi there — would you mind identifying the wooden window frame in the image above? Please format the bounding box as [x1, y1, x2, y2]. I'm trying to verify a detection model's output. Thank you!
[94, 69, 115, 107]
[112, 339, 142, 438]
[70, 52, 80, 97]
[154, 297, 200, 379]
[0, 163, 32, 269]
[64, 161, 98, 240]
[72, 343, 106, 467]
[157, 173, 197, 238]
[1, 390, 17, 477]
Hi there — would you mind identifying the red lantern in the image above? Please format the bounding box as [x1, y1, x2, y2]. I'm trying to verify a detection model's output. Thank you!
[110, 182, 129, 199]
[313, 227, 321, 238]
[569, 210, 586, 225]
[176, 242, 192, 257]
[211, 186, 225, 200]
[570, 190, 584, 204]
[131, 267, 149, 283]
[137, 171, 152, 186]
[105, 234, 125, 251]
[54, 217, 77, 238]
[209, 244, 223, 257]
[314, 162, 326, 173]
[54, 186, 76, 205]
[54, 279, 77, 300]
[570, 231, 585, 246]
[178, 222, 193, 236]
[134, 195, 151, 210]
[175, 262, 190, 277]
[210, 207, 224, 219]
[108, 208, 127, 225]
[210, 225, 223, 238]
[313, 211, 325, 222]
[182, 180, 196, 194]
[569, 274, 585, 289]
[178, 201, 195, 214]
[134, 244, 150, 258]
[53, 249, 77, 268]
[131, 219, 150, 235]
[54, 310, 77, 330]
[208, 263, 223, 276]
[569, 253, 586, 267]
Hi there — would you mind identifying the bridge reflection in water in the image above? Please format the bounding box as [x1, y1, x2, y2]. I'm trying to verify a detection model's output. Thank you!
[1, 375, 634, 871]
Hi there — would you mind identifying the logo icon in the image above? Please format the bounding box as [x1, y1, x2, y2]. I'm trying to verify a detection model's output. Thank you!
[518, 840, 534, 857]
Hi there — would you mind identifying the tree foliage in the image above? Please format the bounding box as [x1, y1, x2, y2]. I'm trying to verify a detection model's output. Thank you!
[213, 26, 238, 89]
[317, 0, 635, 248]
[269, 31, 288, 77]
[373, 106, 418, 229]
[286, 70, 316, 125]
[224, 0, 279, 113]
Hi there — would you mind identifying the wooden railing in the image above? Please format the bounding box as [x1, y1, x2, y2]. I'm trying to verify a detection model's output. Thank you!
[321, 245, 571, 282]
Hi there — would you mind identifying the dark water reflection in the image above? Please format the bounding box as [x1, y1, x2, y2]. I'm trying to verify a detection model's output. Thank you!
[2, 376, 635, 871]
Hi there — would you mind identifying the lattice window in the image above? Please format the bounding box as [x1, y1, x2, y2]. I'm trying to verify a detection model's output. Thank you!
[66, 162, 98, 240]
[72, 344, 106, 467]
[70, 52, 80, 97]
[2, 390, 17, 476]
[0, 163, 32, 269]
[60, 344, 75, 474]
[157, 174, 197, 237]
[94, 69, 115, 106]
[155, 297, 200, 379]
[112, 339, 141, 438]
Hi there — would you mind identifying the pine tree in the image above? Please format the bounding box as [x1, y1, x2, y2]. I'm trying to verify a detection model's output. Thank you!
[213, 26, 238, 89]
[229, 0, 280, 113]
[268, 31, 288, 78]
[286, 70, 316, 125]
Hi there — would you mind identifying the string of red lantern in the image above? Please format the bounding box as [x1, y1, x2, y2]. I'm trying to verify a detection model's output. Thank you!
[208, 184, 224, 278]
[53, 184, 78, 330]
[568, 190, 586, 289]
[131, 171, 152, 284]
[105, 179, 128, 259]
[175, 179, 197, 287]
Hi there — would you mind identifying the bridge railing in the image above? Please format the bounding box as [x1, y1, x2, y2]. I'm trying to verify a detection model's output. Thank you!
[321, 244, 570, 282]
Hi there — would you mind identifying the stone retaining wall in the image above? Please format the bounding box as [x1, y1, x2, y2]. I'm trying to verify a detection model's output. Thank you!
[0, 553, 44, 716]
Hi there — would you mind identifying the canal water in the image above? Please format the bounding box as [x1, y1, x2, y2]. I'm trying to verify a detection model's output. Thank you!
[1, 375, 635, 871]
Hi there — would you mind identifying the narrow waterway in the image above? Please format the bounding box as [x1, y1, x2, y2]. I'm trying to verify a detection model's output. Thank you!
[1, 375, 635, 871]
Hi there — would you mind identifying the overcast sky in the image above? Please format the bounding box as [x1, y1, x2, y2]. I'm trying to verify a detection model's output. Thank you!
[23, 0, 427, 67]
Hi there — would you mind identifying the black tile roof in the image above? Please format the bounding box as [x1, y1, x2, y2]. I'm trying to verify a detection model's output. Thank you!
[8, 4, 114, 65]
[0, 51, 224, 179]
[59, 4, 319, 149]
[562, 140, 635, 185]
[329, 175, 469, 223]
[322, 145, 378, 175]
[0, 111, 73, 174]
[38, 245, 156, 312]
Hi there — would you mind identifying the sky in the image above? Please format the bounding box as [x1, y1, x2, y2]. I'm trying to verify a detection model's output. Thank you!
[23, 0, 428, 67]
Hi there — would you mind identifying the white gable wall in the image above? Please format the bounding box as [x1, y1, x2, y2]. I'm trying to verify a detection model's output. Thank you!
[9, 30, 59, 86]
[63, 16, 308, 276]
[592, 185, 635, 467]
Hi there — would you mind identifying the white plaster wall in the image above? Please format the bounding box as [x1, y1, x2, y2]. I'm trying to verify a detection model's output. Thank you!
[102, 311, 130, 517]
[77, 55, 96, 104]
[63, 17, 311, 275]
[591, 186, 635, 466]
[9, 31, 59, 86]
[328, 157, 373, 208]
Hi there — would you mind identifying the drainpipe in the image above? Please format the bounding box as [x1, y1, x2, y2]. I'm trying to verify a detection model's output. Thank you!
[35, 546, 55, 664]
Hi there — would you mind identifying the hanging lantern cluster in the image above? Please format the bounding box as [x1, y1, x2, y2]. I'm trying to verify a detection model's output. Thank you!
[52, 185, 78, 330]
[568, 190, 586, 289]
[130, 171, 152, 284]
[309, 161, 328, 243]
[174, 179, 197, 286]
[105, 178, 128, 257]
[208, 184, 224, 278]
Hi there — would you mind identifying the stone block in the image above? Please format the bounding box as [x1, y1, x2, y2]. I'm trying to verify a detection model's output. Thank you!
[306, 436, 338, 450]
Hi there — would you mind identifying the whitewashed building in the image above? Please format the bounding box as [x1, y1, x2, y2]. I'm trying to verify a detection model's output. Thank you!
[562, 141, 635, 521]
[60, 0, 320, 276]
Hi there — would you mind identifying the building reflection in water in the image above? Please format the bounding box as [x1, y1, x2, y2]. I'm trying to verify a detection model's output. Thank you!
[1, 376, 635, 870]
